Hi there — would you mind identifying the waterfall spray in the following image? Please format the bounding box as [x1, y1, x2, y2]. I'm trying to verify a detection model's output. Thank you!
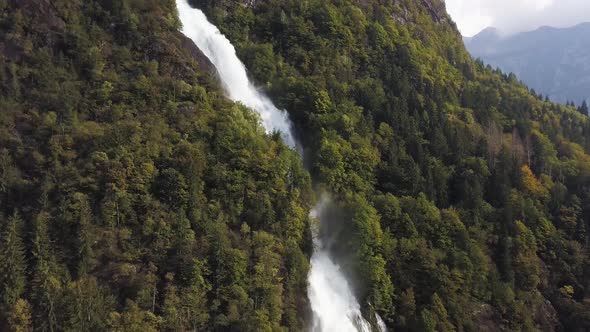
[176, 1, 384, 330]
[307, 198, 373, 332]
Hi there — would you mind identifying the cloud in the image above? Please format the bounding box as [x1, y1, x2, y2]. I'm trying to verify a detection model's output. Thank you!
[445, 0, 590, 36]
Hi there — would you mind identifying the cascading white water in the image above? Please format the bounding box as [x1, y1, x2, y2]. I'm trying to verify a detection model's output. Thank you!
[308, 199, 373, 332]
[176, 0, 296, 148]
[176, 1, 381, 331]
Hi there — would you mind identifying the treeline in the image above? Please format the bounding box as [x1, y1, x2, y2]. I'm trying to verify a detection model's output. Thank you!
[0, 0, 313, 331]
[199, 0, 590, 330]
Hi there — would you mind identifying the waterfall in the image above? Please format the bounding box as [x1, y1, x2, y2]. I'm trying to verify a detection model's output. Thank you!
[307, 199, 373, 332]
[176, 1, 383, 331]
[176, 1, 296, 148]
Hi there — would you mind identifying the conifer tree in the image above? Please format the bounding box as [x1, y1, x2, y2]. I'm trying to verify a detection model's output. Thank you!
[0, 213, 27, 327]
[578, 100, 589, 116]
[30, 211, 63, 332]
[74, 193, 95, 277]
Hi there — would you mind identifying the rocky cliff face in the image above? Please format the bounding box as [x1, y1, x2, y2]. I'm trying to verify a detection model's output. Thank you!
[465, 23, 590, 105]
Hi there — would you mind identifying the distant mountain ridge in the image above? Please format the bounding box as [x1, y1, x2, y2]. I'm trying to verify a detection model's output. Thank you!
[465, 23, 590, 105]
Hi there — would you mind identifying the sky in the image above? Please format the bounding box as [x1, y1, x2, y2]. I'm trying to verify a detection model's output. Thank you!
[445, 0, 590, 37]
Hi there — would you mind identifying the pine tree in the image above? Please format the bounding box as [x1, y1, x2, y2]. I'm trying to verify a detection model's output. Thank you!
[74, 193, 95, 276]
[161, 273, 183, 331]
[0, 212, 27, 327]
[63, 276, 114, 331]
[31, 211, 63, 332]
[578, 100, 589, 116]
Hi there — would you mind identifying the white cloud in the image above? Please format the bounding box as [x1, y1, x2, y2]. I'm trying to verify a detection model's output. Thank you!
[445, 0, 590, 36]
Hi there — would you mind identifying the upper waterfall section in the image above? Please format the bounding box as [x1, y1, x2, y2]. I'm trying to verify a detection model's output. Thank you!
[176, 0, 297, 149]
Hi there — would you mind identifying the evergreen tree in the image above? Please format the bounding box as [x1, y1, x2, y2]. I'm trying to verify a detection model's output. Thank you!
[578, 100, 589, 116]
[0, 213, 27, 328]
[30, 211, 64, 332]
[74, 193, 95, 277]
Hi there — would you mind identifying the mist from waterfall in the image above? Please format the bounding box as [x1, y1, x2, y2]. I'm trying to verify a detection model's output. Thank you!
[176, 1, 383, 331]
[307, 198, 374, 332]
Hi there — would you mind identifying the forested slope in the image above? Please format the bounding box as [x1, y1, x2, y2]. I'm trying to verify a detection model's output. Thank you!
[196, 0, 590, 330]
[0, 1, 313, 331]
[2, 0, 590, 331]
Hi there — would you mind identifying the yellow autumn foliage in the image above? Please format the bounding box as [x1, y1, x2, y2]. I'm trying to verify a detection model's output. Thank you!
[521, 165, 549, 199]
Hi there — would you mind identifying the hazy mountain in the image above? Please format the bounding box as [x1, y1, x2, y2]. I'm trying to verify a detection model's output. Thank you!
[465, 23, 590, 105]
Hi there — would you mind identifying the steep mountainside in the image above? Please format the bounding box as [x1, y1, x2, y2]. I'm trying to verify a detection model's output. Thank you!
[1, 0, 590, 331]
[0, 1, 312, 331]
[198, 0, 590, 330]
[465, 23, 590, 105]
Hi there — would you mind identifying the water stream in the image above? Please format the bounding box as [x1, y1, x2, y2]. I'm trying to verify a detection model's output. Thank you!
[176, 1, 382, 330]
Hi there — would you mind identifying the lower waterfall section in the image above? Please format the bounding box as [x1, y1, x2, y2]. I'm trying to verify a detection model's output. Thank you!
[307, 201, 373, 332]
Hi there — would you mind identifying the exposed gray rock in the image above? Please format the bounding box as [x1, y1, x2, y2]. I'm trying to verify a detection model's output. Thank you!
[179, 34, 215, 73]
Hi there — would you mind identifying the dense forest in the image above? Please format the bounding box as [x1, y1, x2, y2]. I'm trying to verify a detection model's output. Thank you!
[1, 0, 590, 331]
[198, 0, 590, 330]
[0, 0, 312, 331]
